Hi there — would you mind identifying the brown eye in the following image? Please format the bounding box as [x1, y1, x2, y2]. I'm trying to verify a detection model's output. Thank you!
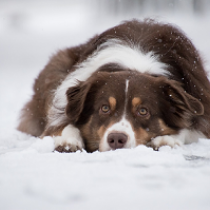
[137, 108, 148, 116]
[101, 105, 110, 114]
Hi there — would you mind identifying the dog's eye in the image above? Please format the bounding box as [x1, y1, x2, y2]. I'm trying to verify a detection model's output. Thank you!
[137, 108, 148, 116]
[101, 105, 110, 114]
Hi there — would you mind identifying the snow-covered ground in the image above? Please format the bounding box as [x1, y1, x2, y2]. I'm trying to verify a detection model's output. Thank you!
[1, 1, 210, 210]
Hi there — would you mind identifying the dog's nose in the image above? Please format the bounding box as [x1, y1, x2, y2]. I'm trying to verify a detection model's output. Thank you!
[107, 133, 128, 149]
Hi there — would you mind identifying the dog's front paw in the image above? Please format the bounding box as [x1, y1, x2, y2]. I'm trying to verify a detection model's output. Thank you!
[54, 136, 83, 153]
[53, 125, 84, 153]
[151, 135, 183, 150]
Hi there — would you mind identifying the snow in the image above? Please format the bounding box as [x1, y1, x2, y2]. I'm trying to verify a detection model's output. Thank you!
[1, 1, 210, 210]
[0, 140, 210, 210]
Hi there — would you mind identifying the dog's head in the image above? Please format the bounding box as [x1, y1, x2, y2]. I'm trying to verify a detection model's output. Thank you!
[66, 70, 203, 152]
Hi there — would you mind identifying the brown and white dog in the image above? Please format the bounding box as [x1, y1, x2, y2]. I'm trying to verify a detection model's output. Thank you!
[18, 19, 210, 152]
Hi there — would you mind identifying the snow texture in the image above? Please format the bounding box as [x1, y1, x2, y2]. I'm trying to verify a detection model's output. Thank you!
[1, 1, 210, 210]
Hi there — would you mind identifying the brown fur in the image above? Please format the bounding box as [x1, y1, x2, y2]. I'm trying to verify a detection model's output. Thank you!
[66, 71, 205, 152]
[17, 19, 210, 152]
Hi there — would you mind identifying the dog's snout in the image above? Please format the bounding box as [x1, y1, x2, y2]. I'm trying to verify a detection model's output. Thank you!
[107, 133, 128, 150]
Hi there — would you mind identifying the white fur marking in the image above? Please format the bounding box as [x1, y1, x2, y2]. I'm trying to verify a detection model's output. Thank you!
[123, 79, 129, 115]
[99, 117, 136, 152]
[49, 39, 167, 126]
[151, 129, 205, 149]
[125, 79, 129, 93]
[53, 124, 84, 151]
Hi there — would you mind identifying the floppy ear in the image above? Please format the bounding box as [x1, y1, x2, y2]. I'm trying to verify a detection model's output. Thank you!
[159, 79, 204, 127]
[166, 83, 204, 115]
[66, 81, 92, 123]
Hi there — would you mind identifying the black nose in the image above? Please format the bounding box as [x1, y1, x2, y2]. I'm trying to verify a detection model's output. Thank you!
[107, 133, 128, 150]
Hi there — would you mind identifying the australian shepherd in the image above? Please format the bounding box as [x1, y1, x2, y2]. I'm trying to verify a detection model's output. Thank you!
[18, 19, 210, 152]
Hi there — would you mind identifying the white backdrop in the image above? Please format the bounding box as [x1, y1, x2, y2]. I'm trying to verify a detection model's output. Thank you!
[1, 1, 210, 210]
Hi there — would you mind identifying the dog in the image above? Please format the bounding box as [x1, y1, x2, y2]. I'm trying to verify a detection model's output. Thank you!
[17, 19, 210, 152]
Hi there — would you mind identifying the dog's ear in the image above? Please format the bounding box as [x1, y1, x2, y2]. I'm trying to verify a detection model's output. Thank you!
[159, 78, 204, 127]
[66, 81, 92, 123]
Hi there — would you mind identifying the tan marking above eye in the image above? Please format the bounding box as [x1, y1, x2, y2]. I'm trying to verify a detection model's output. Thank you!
[109, 97, 117, 111]
[132, 97, 142, 108]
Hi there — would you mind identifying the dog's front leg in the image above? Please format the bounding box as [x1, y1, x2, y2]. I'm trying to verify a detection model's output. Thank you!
[151, 135, 183, 150]
[42, 124, 84, 152]
[54, 124, 84, 152]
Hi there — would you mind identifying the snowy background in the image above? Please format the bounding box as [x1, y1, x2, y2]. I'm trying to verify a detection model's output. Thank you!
[1, 1, 210, 209]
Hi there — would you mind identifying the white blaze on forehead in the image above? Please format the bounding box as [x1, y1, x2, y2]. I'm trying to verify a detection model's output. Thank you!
[125, 79, 129, 93]
[49, 39, 167, 126]
[99, 117, 136, 152]
[124, 79, 129, 115]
